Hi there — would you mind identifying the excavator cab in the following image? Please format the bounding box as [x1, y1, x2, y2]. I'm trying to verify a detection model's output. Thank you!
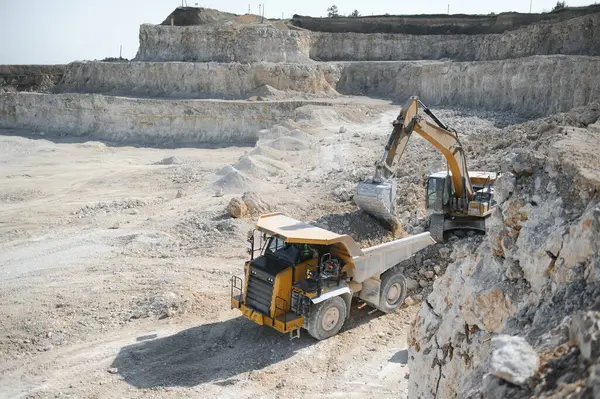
[426, 173, 452, 212]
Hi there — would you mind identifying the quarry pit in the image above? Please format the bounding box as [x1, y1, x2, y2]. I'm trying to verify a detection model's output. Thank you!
[1, 5, 600, 399]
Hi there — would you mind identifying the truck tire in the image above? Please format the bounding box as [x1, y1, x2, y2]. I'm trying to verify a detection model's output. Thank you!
[378, 270, 407, 313]
[306, 296, 347, 340]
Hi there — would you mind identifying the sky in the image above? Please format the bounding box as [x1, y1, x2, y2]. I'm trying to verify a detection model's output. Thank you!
[0, 0, 596, 64]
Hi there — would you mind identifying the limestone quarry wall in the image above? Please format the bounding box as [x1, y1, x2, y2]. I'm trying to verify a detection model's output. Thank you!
[56, 61, 340, 99]
[337, 56, 600, 117]
[56, 56, 599, 117]
[136, 13, 600, 63]
[0, 93, 318, 146]
[310, 13, 600, 61]
[135, 24, 312, 63]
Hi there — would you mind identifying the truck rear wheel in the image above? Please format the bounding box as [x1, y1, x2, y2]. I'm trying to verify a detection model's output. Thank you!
[306, 296, 347, 340]
[378, 270, 407, 313]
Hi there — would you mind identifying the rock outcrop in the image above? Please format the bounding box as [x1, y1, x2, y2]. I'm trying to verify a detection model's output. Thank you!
[409, 104, 600, 398]
[0, 93, 322, 146]
[53, 56, 600, 118]
[137, 12, 600, 63]
[310, 13, 600, 62]
[136, 24, 312, 63]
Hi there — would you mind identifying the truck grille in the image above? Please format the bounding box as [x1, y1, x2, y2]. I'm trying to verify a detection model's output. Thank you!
[245, 267, 274, 315]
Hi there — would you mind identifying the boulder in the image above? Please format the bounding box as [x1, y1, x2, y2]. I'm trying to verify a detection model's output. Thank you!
[490, 335, 539, 385]
[242, 192, 271, 215]
[227, 197, 248, 218]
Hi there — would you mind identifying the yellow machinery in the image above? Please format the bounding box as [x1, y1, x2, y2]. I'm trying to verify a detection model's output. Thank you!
[231, 213, 434, 340]
[355, 96, 499, 241]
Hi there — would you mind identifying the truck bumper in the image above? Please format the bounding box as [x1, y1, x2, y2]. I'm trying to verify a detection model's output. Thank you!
[231, 295, 304, 333]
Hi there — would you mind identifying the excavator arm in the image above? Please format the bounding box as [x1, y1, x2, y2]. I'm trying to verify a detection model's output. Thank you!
[355, 96, 473, 229]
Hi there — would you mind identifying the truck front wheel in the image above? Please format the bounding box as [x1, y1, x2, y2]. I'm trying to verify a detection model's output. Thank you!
[378, 271, 407, 313]
[306, 296, 347, 340]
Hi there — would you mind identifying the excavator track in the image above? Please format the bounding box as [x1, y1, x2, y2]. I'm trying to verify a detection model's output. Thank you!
[429, 214, 445, 243]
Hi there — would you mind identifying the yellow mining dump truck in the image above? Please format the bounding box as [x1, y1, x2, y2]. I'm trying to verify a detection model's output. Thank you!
[231, 213, 435, 340]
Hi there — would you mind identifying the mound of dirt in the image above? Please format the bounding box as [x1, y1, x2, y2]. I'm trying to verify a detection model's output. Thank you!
[129, 291, 191, 320]
[234, 155, 279, 178]
[173, 212, 248, 256]
[259, 125, 290, 140]
[268, 136, 311, 151]
[288, 129, 312, 141]
[248, 145, 286, 161]
[161, 7, 237, 26]
[210, 169, 254, 194]
[215, 164, 237, 176]
[250, 154, 289, 173]
[153, 156, 182, 165]
[251, 84, 282, 99]
[312, 211, 399, 247]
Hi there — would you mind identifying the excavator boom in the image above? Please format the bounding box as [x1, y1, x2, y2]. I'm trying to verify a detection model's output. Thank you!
[355, 96, 473, 229]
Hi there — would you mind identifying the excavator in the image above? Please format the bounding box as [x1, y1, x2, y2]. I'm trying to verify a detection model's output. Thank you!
[355, 96, 498, 242]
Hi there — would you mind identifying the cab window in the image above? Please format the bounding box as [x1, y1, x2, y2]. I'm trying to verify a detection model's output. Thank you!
[266, 236, 286, 254]
[427, 177, 445, 210]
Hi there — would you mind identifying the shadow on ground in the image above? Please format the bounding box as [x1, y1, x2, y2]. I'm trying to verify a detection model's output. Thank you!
[112, 302, 385, 388]
[390, 348, 409, 364]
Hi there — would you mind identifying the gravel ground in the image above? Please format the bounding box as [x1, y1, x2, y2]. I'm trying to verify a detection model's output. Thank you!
[0, 100, 523, 398]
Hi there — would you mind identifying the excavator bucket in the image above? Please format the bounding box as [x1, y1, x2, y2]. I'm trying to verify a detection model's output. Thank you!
[355, 180, 400, 231]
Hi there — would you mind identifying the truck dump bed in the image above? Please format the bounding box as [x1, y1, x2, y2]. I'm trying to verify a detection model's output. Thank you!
[352, 233, 435, 283]
[256, 213, 435, 284]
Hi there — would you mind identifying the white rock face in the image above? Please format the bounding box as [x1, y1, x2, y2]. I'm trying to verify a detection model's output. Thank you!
[490, 335, 539, 385]
[337, 56, 600, 117]
[309, 14, 600, 61]
[51, 56, 600, 118]
[0, 93, 309, 146]
[137, 14, 600, 63]
[57, 61, 341, 99]
[408, 110, 600, 398]
[136, 24, 312, 63]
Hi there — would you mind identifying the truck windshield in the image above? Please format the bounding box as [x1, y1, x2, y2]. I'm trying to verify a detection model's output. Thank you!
[263, 236, 303, 266]
[265, 236, 286, 254]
